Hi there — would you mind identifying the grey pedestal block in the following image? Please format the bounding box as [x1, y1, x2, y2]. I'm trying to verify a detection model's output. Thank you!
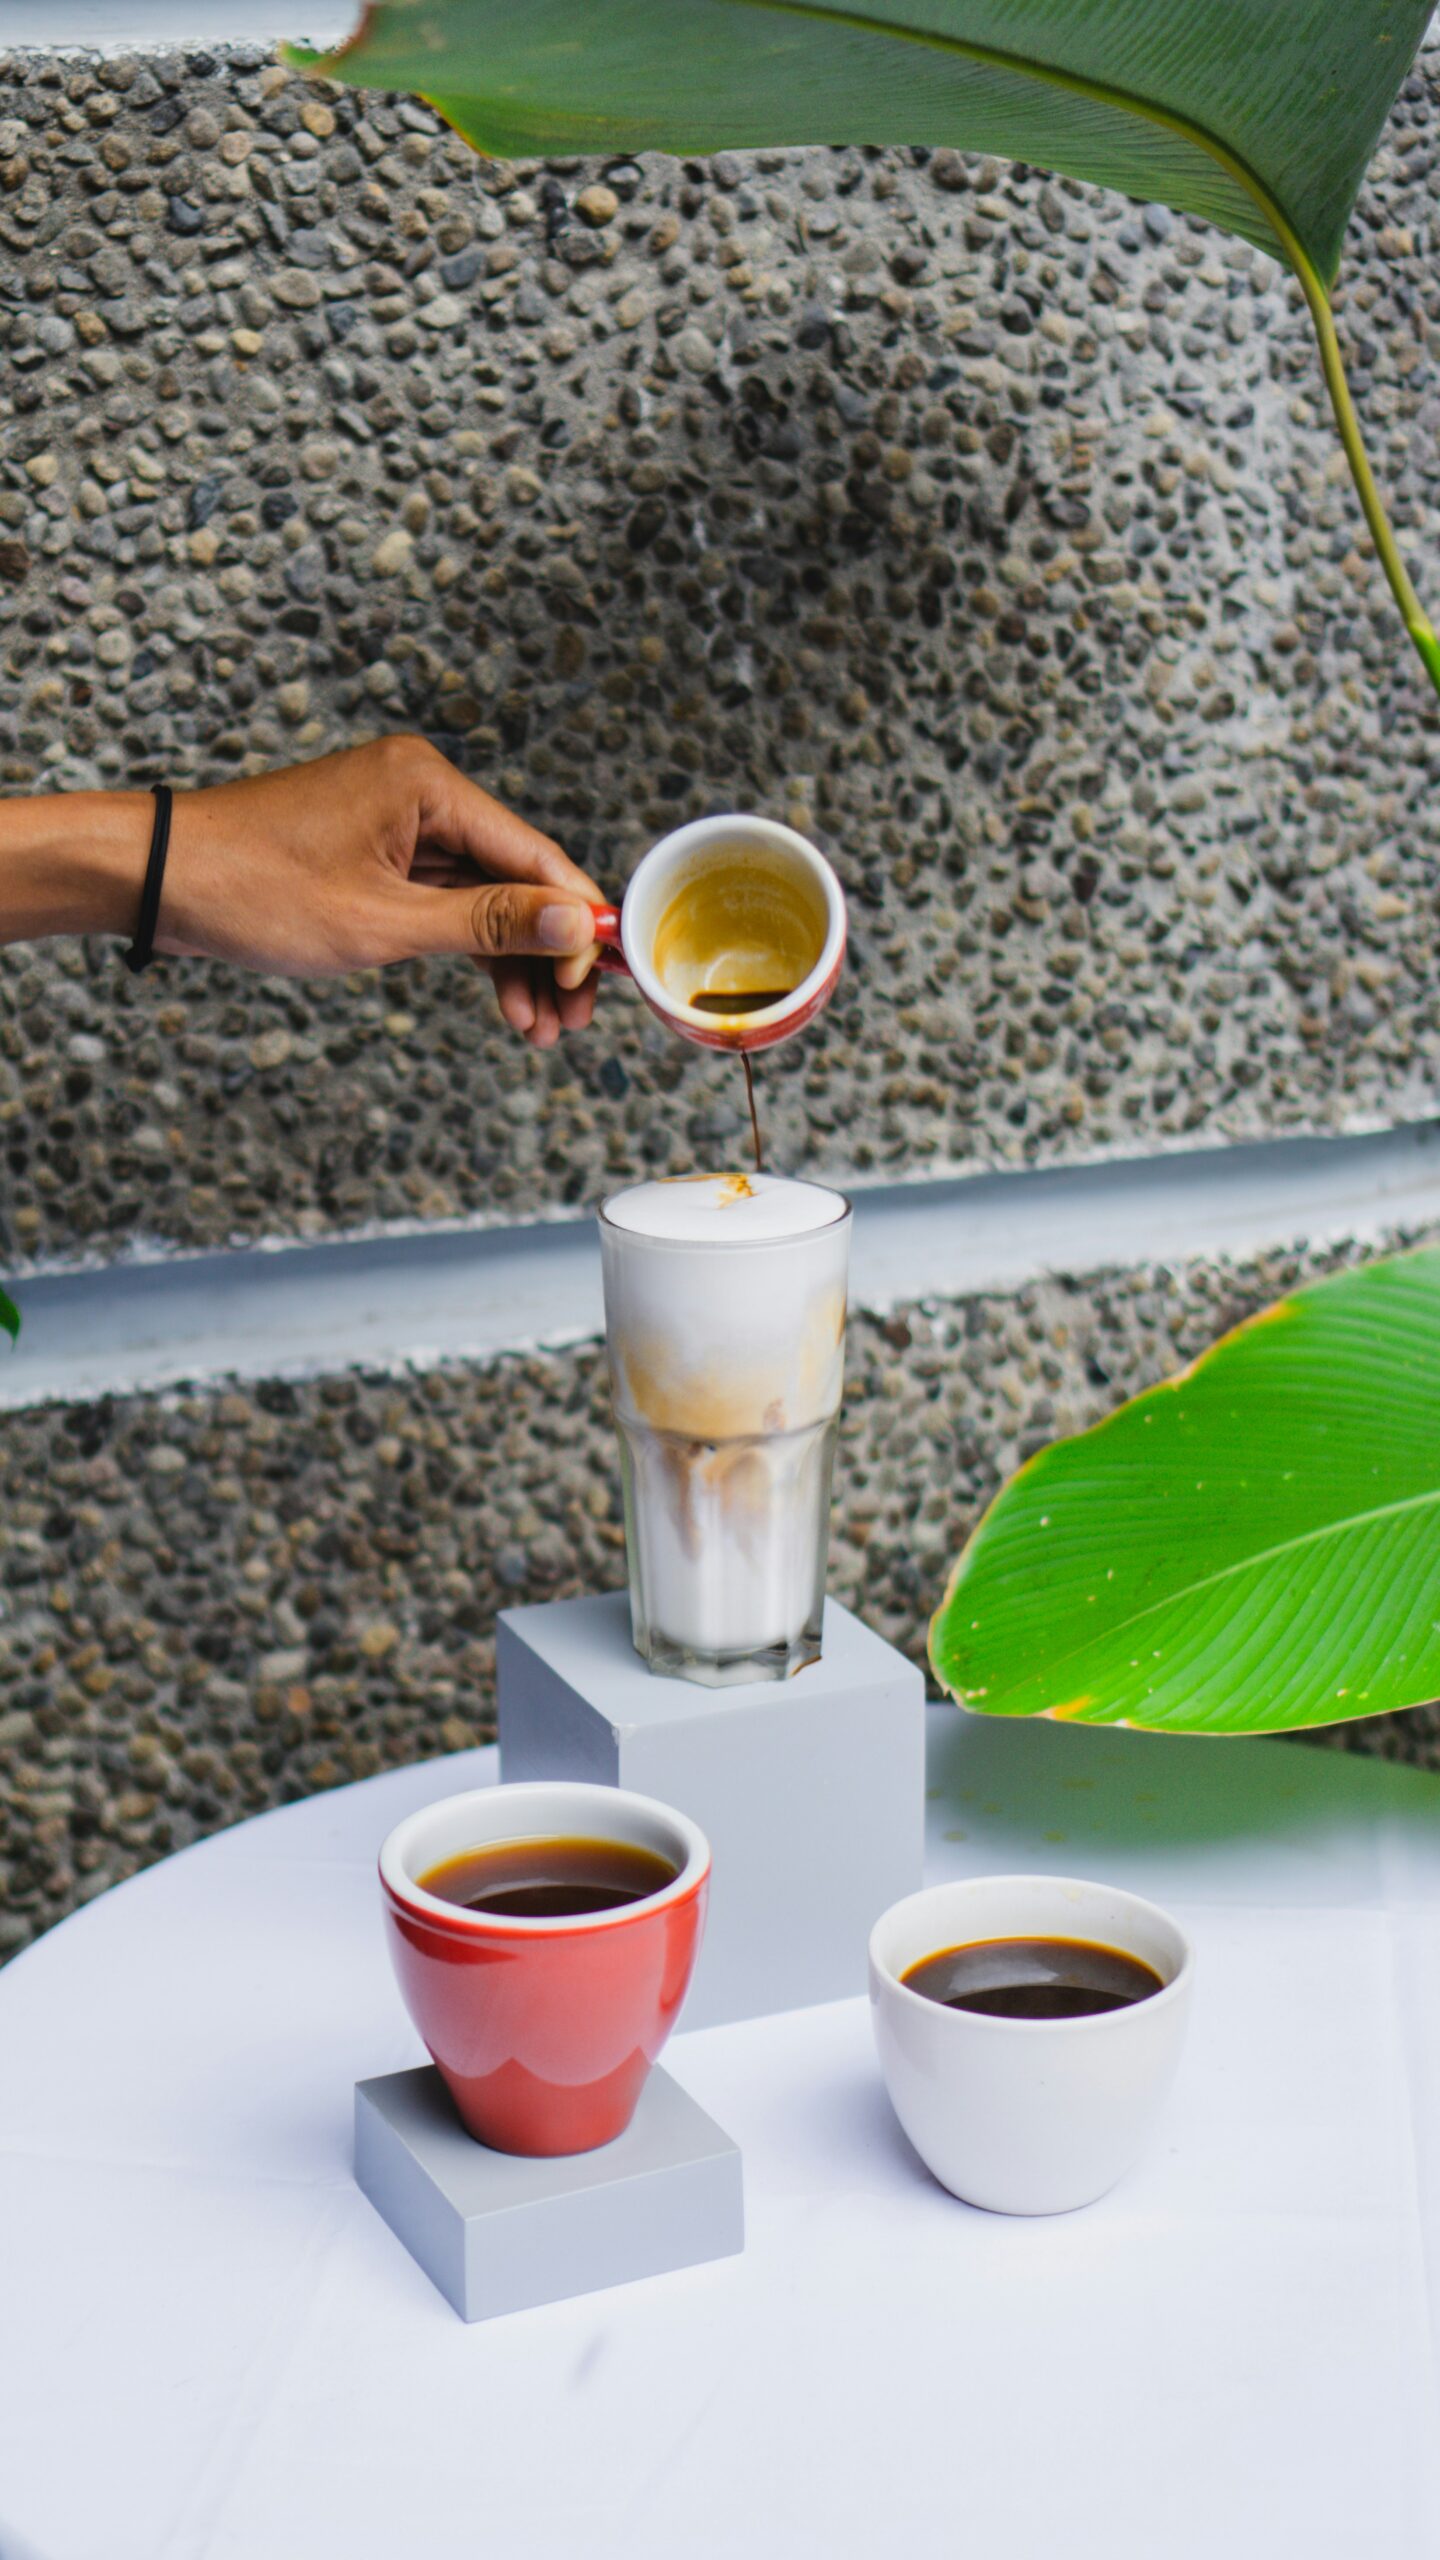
[497, 1591, 926, 2029]
[355, 2064, 743, 2323]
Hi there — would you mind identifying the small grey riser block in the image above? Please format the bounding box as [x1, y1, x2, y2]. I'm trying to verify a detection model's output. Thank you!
[356, 2064, 744, 2324]
[497, 1591, 926, 2030]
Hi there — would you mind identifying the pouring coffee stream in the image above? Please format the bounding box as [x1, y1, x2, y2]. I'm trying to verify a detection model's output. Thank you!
[742, 1054, 764, 1174]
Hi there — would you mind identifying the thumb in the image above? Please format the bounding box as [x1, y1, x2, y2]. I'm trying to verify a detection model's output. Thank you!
[409, 881, 599, 962]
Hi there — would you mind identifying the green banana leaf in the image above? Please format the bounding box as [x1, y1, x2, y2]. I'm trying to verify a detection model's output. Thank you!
[290, 0, 1413, 284]
[290, 0, 1440, 692]
[0, 1286, 18, 1346]
[930, 1248, 1440, 1737]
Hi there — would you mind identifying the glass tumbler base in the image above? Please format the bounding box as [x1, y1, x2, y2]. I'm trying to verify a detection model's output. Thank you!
[633, 1618, 824, 1688]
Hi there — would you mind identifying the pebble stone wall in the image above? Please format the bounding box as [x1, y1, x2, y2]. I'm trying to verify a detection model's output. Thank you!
[0, 47, 1438, 1264]
[3, 43, 1440, 1951]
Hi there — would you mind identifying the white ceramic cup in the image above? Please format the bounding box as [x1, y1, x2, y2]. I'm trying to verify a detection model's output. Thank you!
[869, 1874, 1194, 2214]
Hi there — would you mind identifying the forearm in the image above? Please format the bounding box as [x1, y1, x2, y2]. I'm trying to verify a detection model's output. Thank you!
[0, 746, 602, 1045]
[0, 791, 149, 947]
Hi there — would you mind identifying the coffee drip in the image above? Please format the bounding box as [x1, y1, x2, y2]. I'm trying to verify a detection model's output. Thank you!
[742, 1056, 763, 1173]
[650, 866, 824, 1175]
[677, 996, 781, 1170]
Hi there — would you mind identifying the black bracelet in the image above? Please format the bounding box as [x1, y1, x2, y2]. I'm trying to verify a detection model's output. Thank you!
[124, 784, 172, 975]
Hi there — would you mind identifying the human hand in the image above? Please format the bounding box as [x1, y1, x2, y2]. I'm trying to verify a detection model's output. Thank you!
[156, 737, 604, 1047]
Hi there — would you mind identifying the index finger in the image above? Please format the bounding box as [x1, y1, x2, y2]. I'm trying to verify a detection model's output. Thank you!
[418, 764, 605, 905]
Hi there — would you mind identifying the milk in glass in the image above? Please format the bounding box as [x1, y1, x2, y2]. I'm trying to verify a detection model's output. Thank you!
[599, 1173, 851, 1685]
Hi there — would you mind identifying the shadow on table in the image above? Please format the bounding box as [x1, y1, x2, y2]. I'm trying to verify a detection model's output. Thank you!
[0, 2508, 48, 2560]
[923, 1709, 1438, 1897]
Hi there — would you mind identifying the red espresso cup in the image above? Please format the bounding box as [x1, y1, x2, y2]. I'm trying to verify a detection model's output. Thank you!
[379, 1781, 711, 2156]
[587, 813, 847, 1054]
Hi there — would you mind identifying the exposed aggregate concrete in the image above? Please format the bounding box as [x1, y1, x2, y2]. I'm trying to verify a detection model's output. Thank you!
[0, 51, 1439, 1264]
[1, 1225, 1434, 1958]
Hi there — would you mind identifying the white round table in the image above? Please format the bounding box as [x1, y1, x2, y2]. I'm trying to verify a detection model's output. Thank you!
[3, 1712, 1439, 2560]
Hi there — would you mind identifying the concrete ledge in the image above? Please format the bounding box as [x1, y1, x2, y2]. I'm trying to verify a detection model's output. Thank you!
[7, 6, 348, 44]
[4, 1221, 1438, 1964]
[2, 1119, 1436, 1410]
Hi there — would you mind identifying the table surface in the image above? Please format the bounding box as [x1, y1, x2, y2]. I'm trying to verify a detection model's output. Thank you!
[4, 1709, 1440, 2560]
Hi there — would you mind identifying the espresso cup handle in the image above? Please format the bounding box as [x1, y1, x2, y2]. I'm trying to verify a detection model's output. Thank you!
[589, 903, 631, 975]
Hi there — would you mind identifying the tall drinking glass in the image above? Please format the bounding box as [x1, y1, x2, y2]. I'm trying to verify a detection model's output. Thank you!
[599, 1174, 852, 1686]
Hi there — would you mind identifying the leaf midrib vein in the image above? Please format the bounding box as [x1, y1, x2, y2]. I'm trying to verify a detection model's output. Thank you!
[723, 0, 1303, 265]
[733, 0, 1436, 661]
[964, 1480, 1440, 1692]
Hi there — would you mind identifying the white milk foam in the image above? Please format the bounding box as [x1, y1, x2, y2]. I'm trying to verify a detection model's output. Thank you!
[599, 1174, 851, 1665]
[603, 1172, 848, 1244]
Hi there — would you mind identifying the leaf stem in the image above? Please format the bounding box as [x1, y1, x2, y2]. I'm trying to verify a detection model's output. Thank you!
[305, 0, 1440, 699]
[1285, 257, 1440, 696]
[743, 4, 1440, 703]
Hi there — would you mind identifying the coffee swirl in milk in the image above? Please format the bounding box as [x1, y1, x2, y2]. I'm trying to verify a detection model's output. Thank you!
[599, 1174, 851, 1685]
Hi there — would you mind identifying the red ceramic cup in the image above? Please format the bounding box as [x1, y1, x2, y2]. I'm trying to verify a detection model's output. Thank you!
[378, 1781, 711, 2157]
[587, 813, 847, 1053]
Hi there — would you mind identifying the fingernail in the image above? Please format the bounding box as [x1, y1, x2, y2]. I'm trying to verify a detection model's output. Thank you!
[537, 903, 591, 954]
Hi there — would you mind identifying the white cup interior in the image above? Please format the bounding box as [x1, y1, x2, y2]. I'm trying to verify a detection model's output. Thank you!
[621, 816, 845, 1027]
[379, 1781, 709, 1931]
[871, 1875, 1192, 2012]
